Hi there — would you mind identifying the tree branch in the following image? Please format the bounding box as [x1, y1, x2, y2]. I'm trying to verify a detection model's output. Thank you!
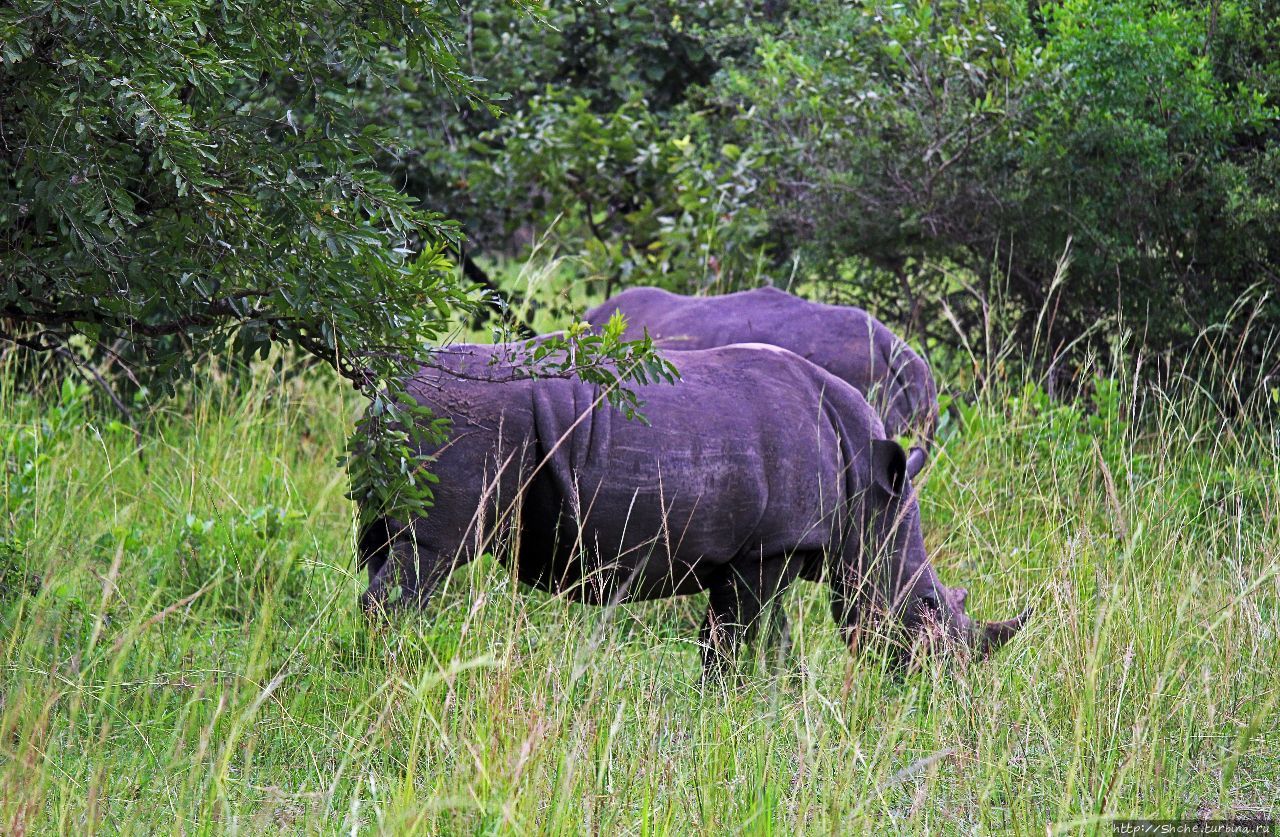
[459, 245, 537, 339]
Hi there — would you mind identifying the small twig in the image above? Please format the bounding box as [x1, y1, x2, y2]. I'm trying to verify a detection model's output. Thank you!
[54, 347, 134, 425]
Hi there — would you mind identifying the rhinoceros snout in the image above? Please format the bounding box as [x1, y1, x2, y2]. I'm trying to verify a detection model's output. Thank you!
[927, 587, 1029, 659]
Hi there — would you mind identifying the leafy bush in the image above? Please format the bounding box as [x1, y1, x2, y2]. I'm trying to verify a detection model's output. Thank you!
[1014, 0, 1279, 358]
[382, 0, 772, 288]
[486, 89, 770, 291]
[701, 0, 1280, 369]
[0, 0, 669, 521]
[0, 0, 481, 386]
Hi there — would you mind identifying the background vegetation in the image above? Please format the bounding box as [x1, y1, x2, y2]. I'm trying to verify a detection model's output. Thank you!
[7, 0, 1278, 395]
[402, 0, 1280, 371]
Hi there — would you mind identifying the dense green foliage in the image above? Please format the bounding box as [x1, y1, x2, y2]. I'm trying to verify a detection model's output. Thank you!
[391, 0, 774, 293]
[709, 0, 1280, 346]
[409, 0, 1280, 368]
[0, 0, 479, 383]
[0, 0, 674, 521]
[2, 339, 1277, 830]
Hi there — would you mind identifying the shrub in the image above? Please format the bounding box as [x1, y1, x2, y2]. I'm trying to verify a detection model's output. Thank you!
[702, 0, 1280, 371]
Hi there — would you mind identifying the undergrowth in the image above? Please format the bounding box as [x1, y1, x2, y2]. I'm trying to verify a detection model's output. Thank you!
[0, 304, 1277, 834]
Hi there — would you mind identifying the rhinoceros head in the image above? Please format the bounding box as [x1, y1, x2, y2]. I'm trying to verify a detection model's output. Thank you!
[866, 440, 1028, 661]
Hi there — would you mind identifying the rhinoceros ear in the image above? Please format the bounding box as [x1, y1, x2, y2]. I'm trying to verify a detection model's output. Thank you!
[871, 439, 908, 497]
[905, 446, 927, 479]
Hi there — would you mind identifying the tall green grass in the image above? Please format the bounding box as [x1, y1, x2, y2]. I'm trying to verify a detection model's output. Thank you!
[1, 306, 1277, 833]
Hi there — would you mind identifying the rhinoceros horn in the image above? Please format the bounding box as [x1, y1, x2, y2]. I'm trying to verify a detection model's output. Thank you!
[976, 607, 1031, 655]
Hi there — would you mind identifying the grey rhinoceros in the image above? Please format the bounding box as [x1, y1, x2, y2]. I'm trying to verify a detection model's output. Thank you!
[585, 286, 938, 477]
[358, 342, 1024, 671]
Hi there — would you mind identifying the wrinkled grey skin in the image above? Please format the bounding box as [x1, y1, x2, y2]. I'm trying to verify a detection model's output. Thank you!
[585, 286, 939, 477]
[358, 343, 1023, 670]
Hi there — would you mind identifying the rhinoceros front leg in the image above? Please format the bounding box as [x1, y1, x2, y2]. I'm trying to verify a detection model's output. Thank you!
[699, 555, 802, 676]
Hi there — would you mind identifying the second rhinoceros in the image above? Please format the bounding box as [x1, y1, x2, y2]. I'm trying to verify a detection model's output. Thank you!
[358, 342, 1023, 671]
[586, 286, 938, 476]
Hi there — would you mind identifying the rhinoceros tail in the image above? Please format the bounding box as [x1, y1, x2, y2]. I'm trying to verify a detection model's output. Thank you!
[356, 516, 392, 573]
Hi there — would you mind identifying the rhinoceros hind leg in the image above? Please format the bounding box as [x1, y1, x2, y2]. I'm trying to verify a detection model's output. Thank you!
[361, 533, 469, 617]
[699, 555, 803, 677]
[360, 553, 398, 616]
